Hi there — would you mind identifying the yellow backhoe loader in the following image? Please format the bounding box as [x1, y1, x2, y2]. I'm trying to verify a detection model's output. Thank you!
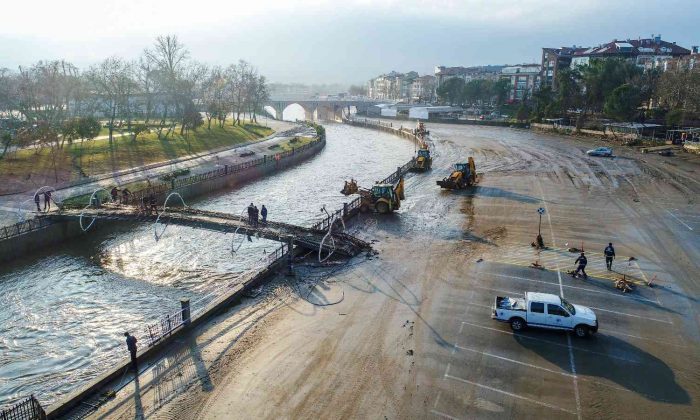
[437, 157, 477, 189]
[341, 178, 405, 214]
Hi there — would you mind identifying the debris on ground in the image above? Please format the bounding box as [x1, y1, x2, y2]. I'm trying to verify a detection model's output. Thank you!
[406, 349, 414, 356]
[476, 258, 483, 263]
[615, 277, 634, 293]
[568, 247, 581, 253]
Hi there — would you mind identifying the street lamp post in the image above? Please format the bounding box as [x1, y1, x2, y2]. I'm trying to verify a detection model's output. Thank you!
[536, 207, 545, 248]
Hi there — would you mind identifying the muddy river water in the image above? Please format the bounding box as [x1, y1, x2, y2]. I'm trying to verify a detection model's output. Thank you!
[0, 121, 417, 408]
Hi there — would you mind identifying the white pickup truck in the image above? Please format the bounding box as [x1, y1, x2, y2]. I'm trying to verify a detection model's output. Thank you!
[492, 292, 598, 338]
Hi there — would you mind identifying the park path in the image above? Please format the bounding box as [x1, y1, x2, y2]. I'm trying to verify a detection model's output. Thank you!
[0, 119, 297, 226]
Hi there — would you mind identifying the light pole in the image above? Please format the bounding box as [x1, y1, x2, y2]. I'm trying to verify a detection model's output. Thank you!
[536, 207, 545, 248]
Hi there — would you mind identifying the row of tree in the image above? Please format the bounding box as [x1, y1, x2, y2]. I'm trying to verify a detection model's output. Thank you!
[0, 35, 270, 158]
[436, 78, 511, 108]
[527, 59, 700, 126]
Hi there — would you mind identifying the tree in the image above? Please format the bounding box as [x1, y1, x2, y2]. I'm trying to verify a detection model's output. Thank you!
[436, 77, 465, 106]
[202, 66, 227, 129]
[554, 67, 581, 117]
[249, 75, 269, 123]
[145, 35, 190, 139]
[348, 84, 366, 96]
[604, 83, 642, 121]
[515, 102, 530, 122]
[1, 132, 13, 159]
[656, 69, 700, 113]
[665, 108, 685, 127]
[532, 86, 554, 120]
[492, 78, 511, 108]
[86, 57, 135, 144]
[74, 116, 101, 167]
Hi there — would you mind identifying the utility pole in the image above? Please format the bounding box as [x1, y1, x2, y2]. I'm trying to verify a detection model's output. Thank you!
[536, 207, 545, 248]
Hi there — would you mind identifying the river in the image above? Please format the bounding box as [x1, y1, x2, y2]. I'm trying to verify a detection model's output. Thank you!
[0, 120, 416, 408]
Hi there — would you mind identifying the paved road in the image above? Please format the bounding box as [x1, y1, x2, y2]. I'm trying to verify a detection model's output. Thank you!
[85, 122, 699, 419]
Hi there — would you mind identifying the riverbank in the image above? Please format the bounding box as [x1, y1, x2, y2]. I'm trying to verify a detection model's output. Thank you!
[0, 122, 279, 196]
[84, 119, 700, 420]
[0, 124, 324, 264]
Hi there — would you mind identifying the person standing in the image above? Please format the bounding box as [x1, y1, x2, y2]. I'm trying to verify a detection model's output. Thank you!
[574, 252, 588, 278]
[111, 187, 119, 203]
[247, 203, 255, 225]
[43, 190, 52, 212]
[124, 332, 138, 372]
[34, 193, 41, 212]
[261, 205, 268, 225]
[121, 188, 131, 205]
[604, 243, 616, 271]
[253, 205, 259, 228]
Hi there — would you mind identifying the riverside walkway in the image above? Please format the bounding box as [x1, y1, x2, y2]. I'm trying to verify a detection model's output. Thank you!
[45, 205, 369, 257]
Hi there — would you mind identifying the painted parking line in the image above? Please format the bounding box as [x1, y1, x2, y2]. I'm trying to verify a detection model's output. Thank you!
[444, 364, 577, 416]
[664, 209, 694, 231]
[454, 344, 574, 378]
[586, 305, 671, 324]
[459, 321, 642, 364]
[452, 341, 640, 394]
[472, 283, 670, 327]
[599, 328, 687, 348]
[480, 272, 657, 304]
[430, 409, 461, 420]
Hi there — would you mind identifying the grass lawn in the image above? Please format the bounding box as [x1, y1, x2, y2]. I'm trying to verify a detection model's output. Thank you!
[0, 122, 273, 194]
[266, 136, 315, 152]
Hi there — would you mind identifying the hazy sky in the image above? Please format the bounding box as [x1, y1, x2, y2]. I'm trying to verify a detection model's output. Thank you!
[0, 0, 698, 84]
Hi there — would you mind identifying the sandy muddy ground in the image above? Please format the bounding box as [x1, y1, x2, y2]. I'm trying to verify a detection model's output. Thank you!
[85, 123, 700, 420]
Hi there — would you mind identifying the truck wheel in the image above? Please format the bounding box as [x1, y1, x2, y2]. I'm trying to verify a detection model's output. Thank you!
[376, 201, 390, 214]
[574, 324, 589, 338]
[510, 317, 526, 332]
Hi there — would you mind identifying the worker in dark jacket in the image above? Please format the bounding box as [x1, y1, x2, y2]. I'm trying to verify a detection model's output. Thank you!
[604, 243, 616, 270]
[261, 205, 268, 225]
[574, 252, 588, 278]
[124, 332, 138, 372]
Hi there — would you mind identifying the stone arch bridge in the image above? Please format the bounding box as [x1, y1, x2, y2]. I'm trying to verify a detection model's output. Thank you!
[263, 99, 382, 121]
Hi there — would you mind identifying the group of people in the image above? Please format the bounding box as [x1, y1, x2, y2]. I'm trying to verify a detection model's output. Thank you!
[247, 203, 267, 227]
[572, 243, 616, 278]
[33, 190, 54, 212]
[110, 187, 132, 205]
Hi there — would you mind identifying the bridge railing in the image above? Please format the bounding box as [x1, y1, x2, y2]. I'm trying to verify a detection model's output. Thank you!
[0, 395, 46, 420]
[141, 241, 289, 348]
[379, 158, 416, 185]
[123, 136, 323, 207]
[311, 196, 363, 231]
[0, 218, 56, 242]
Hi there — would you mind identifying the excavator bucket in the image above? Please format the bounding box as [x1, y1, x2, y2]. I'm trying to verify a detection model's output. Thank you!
[468, 157, 477, 184]
[341, 179, 359, 196]
[395, 177, 405, 201]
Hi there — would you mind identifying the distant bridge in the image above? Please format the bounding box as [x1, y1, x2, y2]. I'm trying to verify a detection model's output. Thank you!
[47, 206, 369, 257]
[263, 98, 384, 121]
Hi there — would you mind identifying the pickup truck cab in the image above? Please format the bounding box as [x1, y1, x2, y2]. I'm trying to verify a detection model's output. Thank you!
[492, 292, 598, 338]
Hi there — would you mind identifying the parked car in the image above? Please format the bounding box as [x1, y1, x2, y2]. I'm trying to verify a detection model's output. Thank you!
[586, 147, 613, 157]
[492, 292, 598, 338]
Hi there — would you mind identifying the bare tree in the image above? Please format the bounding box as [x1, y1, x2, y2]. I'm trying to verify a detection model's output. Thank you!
[145, 35, 189, 139]
[202, 66, 227, 129]
[86, 57, 135, 144]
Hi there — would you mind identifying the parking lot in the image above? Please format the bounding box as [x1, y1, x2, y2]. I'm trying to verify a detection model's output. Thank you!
[427, 146, 699, 419]
[94, 123, 700, 419]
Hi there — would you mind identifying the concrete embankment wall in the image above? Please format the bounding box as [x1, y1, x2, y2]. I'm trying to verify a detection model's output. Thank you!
[531, 122, 607, 138]
[0, 136, 326, 264]
[46, 252, 288, 419]
[359, 114, 530, 129]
